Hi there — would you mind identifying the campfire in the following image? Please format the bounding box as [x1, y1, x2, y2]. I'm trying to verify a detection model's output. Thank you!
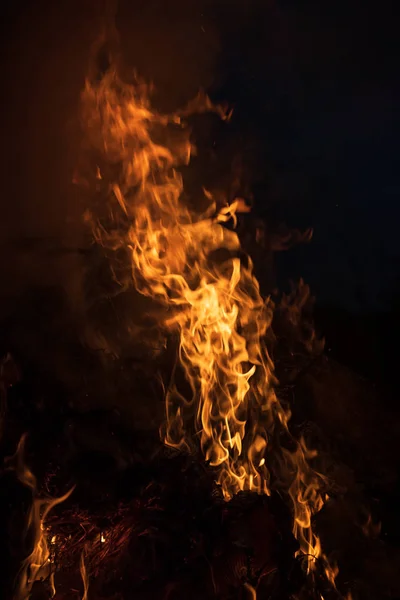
[0, 29, 389, 600]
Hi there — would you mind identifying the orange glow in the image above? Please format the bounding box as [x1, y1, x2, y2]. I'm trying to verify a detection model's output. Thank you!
[80, 67, 336, 588]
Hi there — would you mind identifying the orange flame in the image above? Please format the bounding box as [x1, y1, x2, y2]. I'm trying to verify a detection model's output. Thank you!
[80, 67, 335, 586]
[7, 434, 74, 600]
[80, 549, 90, 600]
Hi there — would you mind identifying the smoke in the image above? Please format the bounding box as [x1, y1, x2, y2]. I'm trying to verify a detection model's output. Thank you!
[115, 0, 220, 111]
[0, 2, 108, 315]
[0, 0, 222, 308]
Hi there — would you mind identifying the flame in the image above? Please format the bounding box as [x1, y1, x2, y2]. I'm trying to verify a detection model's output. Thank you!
[80, 67, 336, 586]
[80, 549, 90, 600]
[361, 512, 382, 539]
[243, 582, 257, 599]
[7, 434, 74, 599]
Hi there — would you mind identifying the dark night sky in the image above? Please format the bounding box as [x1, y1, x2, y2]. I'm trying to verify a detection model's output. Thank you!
[0, 0, 398, 314]
[209, 0, 399, 312]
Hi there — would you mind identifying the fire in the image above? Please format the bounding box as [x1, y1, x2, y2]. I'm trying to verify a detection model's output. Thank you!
[6, 434, 74, 600]
[80, 549, 90, 600]
[80, 67, 335, 586]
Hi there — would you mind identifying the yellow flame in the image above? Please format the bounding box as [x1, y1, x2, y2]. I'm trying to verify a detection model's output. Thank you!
[80, 67, 335, 585]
